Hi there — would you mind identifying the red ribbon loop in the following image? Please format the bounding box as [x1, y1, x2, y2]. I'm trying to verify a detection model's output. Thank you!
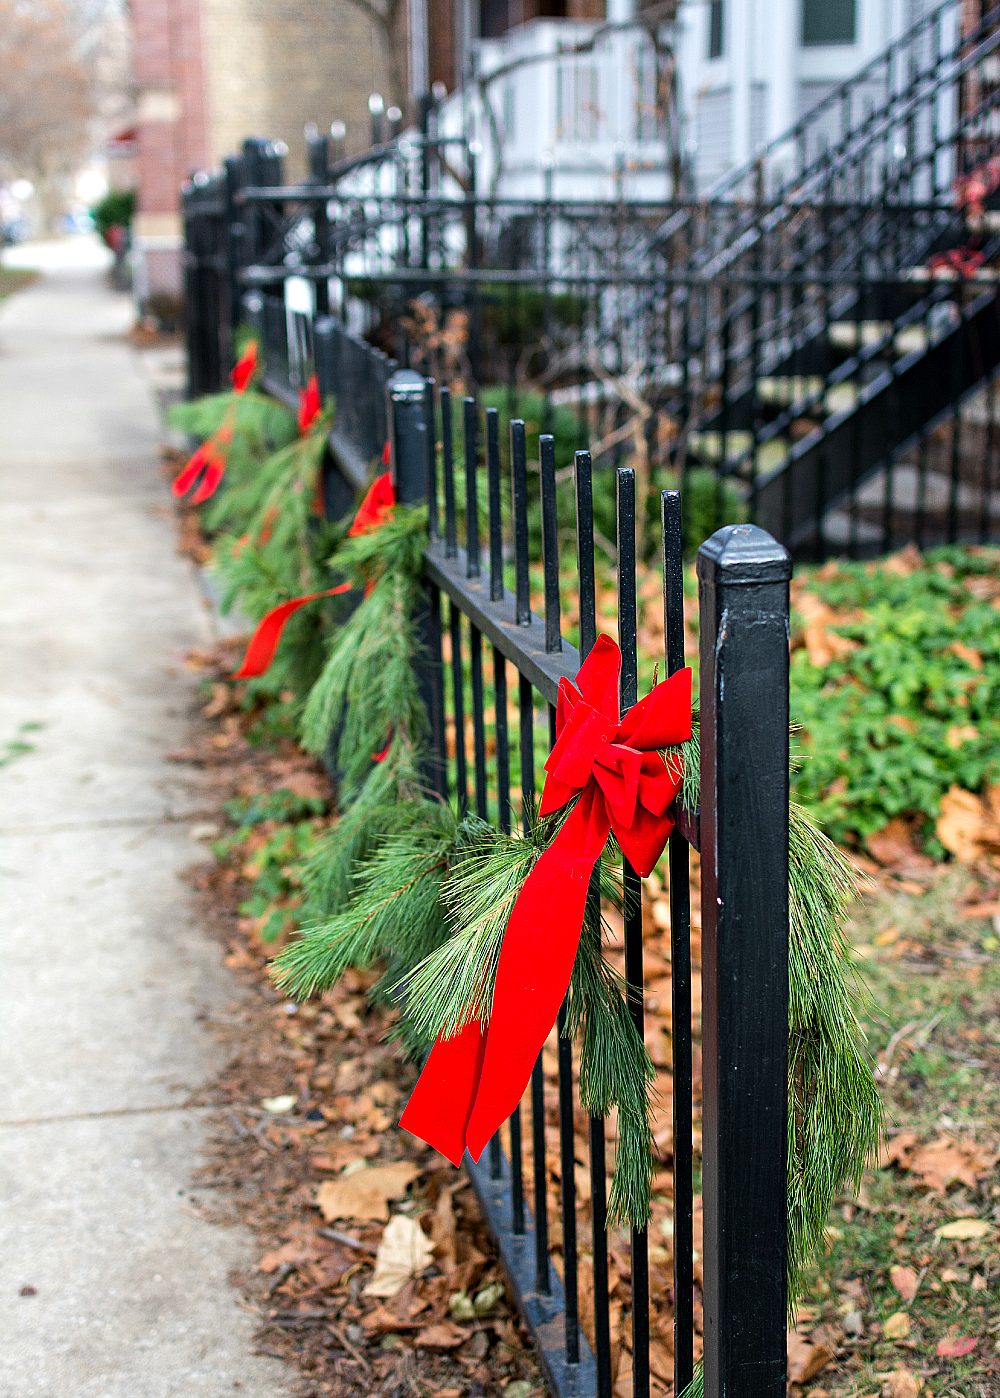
[298, 374, 322, 434]
[400, 635, 692, 1166]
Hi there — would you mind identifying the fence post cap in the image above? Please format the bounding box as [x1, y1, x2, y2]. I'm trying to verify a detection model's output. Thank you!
[696, 523, 792, 585]
[388, 368, 426, 402]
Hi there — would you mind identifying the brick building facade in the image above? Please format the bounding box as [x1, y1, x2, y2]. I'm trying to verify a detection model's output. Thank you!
[131, 0, 399, 301]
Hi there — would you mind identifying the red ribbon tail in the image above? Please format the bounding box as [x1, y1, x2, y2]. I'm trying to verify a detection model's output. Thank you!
[230, 585, 350, 679]
[463, 788, 611, 1162]
[399, 1019, 487, 1167]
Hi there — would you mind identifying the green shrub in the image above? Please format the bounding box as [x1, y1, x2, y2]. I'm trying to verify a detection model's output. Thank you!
[90, 188, 135, 238]
[789, 546, 1000, 849]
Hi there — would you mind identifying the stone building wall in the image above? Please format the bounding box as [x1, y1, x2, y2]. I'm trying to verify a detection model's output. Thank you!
[200, 0, 401, 176]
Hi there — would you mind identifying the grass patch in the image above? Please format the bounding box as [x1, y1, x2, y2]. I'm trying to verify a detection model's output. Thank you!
[793, 868, 1000, 1397]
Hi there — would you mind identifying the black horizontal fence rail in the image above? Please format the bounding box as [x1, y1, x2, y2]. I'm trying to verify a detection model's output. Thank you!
[181, 0, 1000, 563]
[384, 375, 791, 1398]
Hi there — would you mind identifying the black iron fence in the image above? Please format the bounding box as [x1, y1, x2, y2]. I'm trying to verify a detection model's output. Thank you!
[182, 0, 1000, 561]
[381, 369, 792, 1398]
[184, 139, 797, 1397]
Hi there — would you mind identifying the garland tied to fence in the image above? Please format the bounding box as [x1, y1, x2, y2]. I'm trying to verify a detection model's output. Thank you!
[401, 636, 691, 1166]
[172, 340, 260, 503]
[173, 374, 881, 1316]
[273, 510, 881, 1297]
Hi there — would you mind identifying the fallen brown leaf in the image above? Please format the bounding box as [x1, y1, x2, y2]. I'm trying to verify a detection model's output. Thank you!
[315, 1162, 421, 1223]
[795, 591, 860, 668]
[936, 1216, 993, 1240]
[414, 1321, 468, 1349]
[937, 786, 987, 864]
[867, 818, 934, 872]
[258, 1240, 311, 1273]
[889, 1264, 920, 1303]
[365, 1214, 435, 1297]
[273, 769, 328, 801]
[907, 1137, 999, 1193]
[879, 1129, 919, 1169]
[787, 1330, 832, 1383]
[883, 1311, 911, 1340]
[886, 1368, 920, 1398]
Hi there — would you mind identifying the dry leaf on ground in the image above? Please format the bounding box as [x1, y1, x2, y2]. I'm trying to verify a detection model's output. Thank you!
[908, 1137, 999, 1193]
[258, 1239, 314, 1273]
[787, 1330, 833, 1383]
[937, 1333, 978, 1357]
[273, 769, 328, 800]
[889, 1265, 920, 1303]
[886, 1368, 921, 1398]
[936, 1217, 993, 1240]
[414, 1321, 468, 1349]
[867, 818, 933, 872]
[365, 1214, 435, 1297]
[432, 1182, 460, 1272]
[315, 1162, 421, 1223]
[883, 1311, 911, 1340]
[880, 1129, 919, 1169]
[937, 786, 989, 863]
[794, 592, 859, 668]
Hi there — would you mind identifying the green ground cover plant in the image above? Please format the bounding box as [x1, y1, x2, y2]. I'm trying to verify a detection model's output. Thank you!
[787, 545, 1000, 853]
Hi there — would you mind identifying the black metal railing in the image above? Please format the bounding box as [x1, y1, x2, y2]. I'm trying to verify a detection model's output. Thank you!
[384, 368, 792, 1398]
[183, 0, 1000, 560]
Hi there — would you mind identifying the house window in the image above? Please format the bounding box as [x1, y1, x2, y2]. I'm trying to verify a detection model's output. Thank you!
[802, 0, 855, 46]
[708, 0, 724, 59]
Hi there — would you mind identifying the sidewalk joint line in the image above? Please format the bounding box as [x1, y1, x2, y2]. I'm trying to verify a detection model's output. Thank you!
[0, 1101, 212, 1128]
[0, 811, 219, 838]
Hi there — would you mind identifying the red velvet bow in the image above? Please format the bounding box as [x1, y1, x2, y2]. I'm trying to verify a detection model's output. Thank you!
[230, 471, 396, 679]
[928, 246, 985, 279]
[298, 374, 322, 434]
[400, 634, 692, 1166]
[173, 342, 258, 504]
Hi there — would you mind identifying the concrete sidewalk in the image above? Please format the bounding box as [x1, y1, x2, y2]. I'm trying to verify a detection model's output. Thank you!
[0, 251, 294, 1397]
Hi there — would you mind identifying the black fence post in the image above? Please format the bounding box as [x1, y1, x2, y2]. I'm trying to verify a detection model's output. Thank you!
[696, 523, 791, 1398]
[223, 154, 245, 361]
[314, 316, 356, 523]
[307, 130, 331, 317]
[182, 177, 225, 397]
[388, 369, 429, 505]
[388, 370, 445, 795]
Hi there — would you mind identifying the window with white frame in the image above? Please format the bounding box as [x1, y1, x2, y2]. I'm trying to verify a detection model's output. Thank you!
[802, 0, 855, 46]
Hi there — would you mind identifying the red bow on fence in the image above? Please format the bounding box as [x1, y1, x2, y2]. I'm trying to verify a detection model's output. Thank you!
[927, 246, 985, 280]
[229, 470, 396, 679]
[400, 635, 692, 1166]
[172, 340, 258, 503]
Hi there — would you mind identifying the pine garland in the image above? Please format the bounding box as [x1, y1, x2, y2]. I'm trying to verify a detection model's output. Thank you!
[174, 374, 881, 1380]
[787, 802, 882, 1294]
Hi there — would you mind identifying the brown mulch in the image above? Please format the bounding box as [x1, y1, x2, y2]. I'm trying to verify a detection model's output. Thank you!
[174, 643, 548, 1398]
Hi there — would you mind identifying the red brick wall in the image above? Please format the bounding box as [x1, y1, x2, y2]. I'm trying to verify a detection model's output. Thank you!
[132, 0, 209, 218]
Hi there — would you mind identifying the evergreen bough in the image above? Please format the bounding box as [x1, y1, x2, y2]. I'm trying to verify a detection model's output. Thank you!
[175, 377, 881, 1330]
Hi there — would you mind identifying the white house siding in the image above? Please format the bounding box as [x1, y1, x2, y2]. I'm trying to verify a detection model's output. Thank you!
[695, 87, 734, 187]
